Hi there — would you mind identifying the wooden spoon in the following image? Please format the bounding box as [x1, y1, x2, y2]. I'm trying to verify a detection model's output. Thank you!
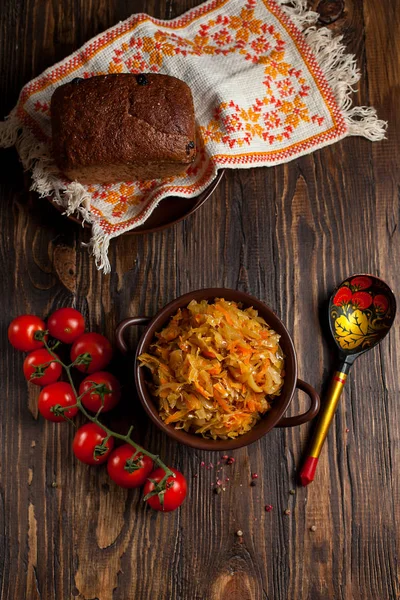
[299, 274, 396, 486]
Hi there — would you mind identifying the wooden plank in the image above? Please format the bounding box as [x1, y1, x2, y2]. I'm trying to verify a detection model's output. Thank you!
[0, 0, 399, 598]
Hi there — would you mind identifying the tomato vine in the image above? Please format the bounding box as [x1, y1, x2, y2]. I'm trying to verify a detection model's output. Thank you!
[34, 330, 175, 502]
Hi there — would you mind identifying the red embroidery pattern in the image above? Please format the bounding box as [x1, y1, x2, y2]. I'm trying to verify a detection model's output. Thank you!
[98, 0, 326, 149]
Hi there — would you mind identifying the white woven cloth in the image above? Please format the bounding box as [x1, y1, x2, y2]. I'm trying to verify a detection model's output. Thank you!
[0, 0, 386, 272]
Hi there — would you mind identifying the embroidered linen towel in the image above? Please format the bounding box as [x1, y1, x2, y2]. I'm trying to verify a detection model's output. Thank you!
[0, 0, 386, 272]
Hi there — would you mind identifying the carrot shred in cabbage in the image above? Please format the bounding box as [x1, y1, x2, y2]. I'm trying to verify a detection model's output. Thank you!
[138, 299, 285, 440]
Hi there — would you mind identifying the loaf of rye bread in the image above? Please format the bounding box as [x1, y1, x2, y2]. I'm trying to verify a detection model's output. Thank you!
[51, 74, 197, 184]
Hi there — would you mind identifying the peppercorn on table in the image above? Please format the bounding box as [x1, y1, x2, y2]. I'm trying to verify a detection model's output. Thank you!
[0, 1, 399, 599]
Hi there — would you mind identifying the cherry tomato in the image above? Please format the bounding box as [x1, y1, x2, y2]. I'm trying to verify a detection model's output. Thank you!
[143, 467, 187, 512]
[8, 315, 47, 352]
[38, 382, 78, 422]
[79, 371, 121, 413]
[47, 307, 85, 344]
[23, 349, 62, 386]
[70, 333, 113, 374]
[72, 423, 114, 465]
[107, 444, 153, 488]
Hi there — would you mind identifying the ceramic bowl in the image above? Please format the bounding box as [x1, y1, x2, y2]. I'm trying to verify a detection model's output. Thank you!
[115, 288, 320, 451]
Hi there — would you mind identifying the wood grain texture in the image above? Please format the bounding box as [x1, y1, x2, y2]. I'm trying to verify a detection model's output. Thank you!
[0, 1, 399, 599]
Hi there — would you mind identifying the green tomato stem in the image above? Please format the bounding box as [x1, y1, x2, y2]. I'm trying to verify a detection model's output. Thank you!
[55, 403, 78, 412]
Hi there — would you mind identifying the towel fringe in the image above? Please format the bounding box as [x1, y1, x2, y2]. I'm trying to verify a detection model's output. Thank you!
[0, 110, 107, 264]
[275, 0, 318, 29]
[63, 182, 92, 219]
[277, 0, 387, 140]
[0, 108, 94, 209]
[0, 108, 21, 147]
[82, 223, 112, 274]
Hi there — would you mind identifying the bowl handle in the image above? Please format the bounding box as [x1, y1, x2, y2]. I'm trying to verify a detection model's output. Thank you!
[115, 317, 151, 355]
[276, 379, 320, 428]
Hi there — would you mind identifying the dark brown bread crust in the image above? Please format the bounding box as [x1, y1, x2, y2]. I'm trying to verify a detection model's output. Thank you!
[51, 74, 196, 184]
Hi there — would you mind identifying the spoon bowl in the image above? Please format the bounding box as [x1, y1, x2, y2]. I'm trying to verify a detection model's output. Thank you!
[329, 273, 396, 359]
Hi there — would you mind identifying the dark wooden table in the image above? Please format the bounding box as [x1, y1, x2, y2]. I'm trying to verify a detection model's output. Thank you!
[1, 1, 399, 599]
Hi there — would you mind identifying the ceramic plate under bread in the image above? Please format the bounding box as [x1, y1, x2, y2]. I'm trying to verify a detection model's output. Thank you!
[47, 170, 224, 235]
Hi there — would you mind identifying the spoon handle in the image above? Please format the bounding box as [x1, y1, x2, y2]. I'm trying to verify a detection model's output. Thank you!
[299, 358, 352, 486]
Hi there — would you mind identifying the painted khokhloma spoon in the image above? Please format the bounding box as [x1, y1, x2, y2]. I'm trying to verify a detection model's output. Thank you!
[300, 274, 396, 486]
